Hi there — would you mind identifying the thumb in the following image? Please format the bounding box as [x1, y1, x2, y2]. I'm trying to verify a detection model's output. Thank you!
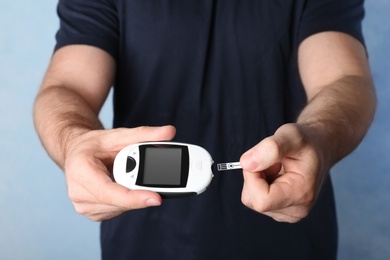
[240, 124, 301, 173]
[240, 137, 282, 173]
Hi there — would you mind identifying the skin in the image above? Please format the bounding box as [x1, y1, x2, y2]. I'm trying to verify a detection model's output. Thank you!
[34, 32, 376, 222]
[240, 32, 376, 222]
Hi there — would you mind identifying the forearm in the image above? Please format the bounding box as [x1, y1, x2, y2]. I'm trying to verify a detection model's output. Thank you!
[33, 86, 104, 168]
[297, 75, 376, 166]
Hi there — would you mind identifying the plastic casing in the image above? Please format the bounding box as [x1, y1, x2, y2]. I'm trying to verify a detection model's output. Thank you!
[113, 142, 214, 197]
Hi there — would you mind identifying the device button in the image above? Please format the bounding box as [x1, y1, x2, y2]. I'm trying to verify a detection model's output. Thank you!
[126, 156, 137, 173]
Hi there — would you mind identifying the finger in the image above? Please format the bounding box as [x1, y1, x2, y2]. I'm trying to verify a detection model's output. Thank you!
[240, 124, 303, 173]
[68, 175, 162, 221]
[73, 202, 127, 218]
[99, 181, 163, 209]
[263, 163, 283, 183]
[102, 125, 177, 152]
[68, 157, 162, 210]
[69, 175, 161, 210]
[241, 170, 272, 212]
[263, 204, 312, 223]
[88, 211, 126, 222]
[242, 169, 307, 212]
[73, 198, 163, 222]
[262, 210, 303, 223]
[130, 125, 177, 143]
[240, 136, 283, 173]
[86, 167, 163, 210]
[89, 125, 177, 165]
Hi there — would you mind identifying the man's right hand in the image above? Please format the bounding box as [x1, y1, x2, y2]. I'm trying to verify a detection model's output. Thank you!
[33, 46, 178, 221]
[63, 126, 176, 222]
[33, 46, 177, 221]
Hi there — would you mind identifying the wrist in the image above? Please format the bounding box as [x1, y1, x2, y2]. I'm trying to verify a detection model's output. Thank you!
[58, 127, 95, 168]
[296, 121, 341, 168]
[43, 119, 103, 169]
[34, 86, 105, 169]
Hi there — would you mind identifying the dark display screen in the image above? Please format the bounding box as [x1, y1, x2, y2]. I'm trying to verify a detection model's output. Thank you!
[137, 145, 189, 187]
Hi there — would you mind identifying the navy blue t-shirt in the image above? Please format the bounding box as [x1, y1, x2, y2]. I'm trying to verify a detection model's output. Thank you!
[55, 1, 365, 259]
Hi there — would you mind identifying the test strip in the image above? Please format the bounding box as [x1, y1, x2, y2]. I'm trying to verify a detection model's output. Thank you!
[217, 162, 242, 171]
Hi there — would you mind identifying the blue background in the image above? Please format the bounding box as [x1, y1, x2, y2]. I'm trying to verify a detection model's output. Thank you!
[0, 1, 389, 259]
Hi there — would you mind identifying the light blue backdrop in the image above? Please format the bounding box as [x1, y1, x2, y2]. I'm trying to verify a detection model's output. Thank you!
[0, 1, 389, 259]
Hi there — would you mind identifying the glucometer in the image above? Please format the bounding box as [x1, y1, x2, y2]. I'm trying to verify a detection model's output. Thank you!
[113, 142, 214, 198]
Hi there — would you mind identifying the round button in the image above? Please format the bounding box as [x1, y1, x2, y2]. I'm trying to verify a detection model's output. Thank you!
[126, 156, 137, 173]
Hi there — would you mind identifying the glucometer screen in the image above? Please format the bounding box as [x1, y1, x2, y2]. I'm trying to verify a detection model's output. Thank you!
[137, 145, 190, 187]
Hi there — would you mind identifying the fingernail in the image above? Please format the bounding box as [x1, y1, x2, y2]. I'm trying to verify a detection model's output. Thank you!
[146, 198, 161, 207]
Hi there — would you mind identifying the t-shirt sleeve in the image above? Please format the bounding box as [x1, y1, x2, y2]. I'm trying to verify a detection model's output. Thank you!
[298, 0, 365, 45]
[55, 0, 119, 59]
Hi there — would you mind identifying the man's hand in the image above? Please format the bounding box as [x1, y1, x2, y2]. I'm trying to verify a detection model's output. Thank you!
[240, 123, 329, 223]
[63, 126, 176, 222]
[33, 46, 179, 221]
[239, 32, 376, 223]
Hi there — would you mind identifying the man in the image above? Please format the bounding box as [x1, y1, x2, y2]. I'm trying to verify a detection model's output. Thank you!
[34, 0, 376, 259]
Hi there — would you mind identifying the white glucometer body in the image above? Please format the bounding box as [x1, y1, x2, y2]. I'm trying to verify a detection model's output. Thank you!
[113, 142, 214, 198]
